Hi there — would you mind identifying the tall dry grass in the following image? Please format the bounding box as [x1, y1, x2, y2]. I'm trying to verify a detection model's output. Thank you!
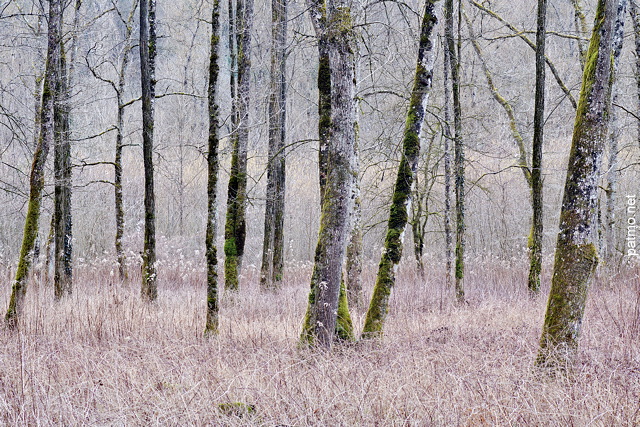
[0, 259, 639, 425]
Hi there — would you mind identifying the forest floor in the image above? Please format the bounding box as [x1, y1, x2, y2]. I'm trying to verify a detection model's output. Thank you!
[0, 258, 639, 425]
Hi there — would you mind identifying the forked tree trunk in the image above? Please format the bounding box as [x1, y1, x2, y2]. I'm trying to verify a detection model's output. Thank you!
[536, 0, 619, 369]
[205, 0, 221, 335]
[260, 0, 287, 290]
[113, 0, 139, 281]
[528, 0, 547, 294]
[6, 0, 62, 328]
[301, 0, 357, 347]
[140, 0, 157, 300]
[224, 0, 253, 291]
[361, 0, 439, 338]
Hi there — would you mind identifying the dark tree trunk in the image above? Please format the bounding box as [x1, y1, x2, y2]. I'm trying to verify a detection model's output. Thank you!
[528, 0, 547, 294]
[6, 0, 62, 328]
[445, 0, 465, 303]
[536, 0, 619, 370]
[260, 0, 287, 290]
[54, 44, 72, 299]
[632, 1, 640, 150]
[140, 0, 157, 300]
[224, 0, 254, 291]
[362, 0, 439, 338]
[206, 0, 221, 335]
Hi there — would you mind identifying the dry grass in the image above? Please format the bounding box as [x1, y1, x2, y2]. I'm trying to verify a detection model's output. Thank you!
[0, 259, 639, 426]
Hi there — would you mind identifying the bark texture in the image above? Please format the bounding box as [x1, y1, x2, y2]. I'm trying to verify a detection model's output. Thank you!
[206, 0, 221, 335]
[224, 0, 254, 291]
[301, 0, 357, 347]
[140, 0, 157, 300]
[528, 0, 547, 294]
[6, 0, 61, 328]
[361, 0, 438, 338]
[260, 0, 287, 290]
[445, 0, 465, 303]
[536, 0, 618, 369]
[604, 0, 628, 261]
[632, 1, 640, 150]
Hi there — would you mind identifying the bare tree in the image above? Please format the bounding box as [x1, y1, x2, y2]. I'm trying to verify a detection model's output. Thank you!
[362, 0, 439, 338]
[140, 0, 158, 300]
[205, 0, 221, 335]
[260, 0, 287, 290]
[301, 0, 357, 347]
[224, 0, 254, 291]
[6, 0, 62, 328]
[528, 0, 547, 294]
[536, 0, 621, 370]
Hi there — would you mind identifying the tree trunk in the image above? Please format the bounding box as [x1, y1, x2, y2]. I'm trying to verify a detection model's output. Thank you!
[224, 0, 253, 291]
[260, 0, 287, 290]
[442, 32, 453, 289]
[6, 0, 62, 328]
[445, 0, 465, 303]
[536, 0, 619, 369]
[528, 0, 547, 294]
[206, 0, 221, 335]
[301, 0, 357, 347]
[345, 188, 363, 307]
[570, 0, 590, 69]
[361, 0, 439, 338]
[605, 0, 628, 261]
[54, 43, 72, 299]
[140, 0, 157, 300]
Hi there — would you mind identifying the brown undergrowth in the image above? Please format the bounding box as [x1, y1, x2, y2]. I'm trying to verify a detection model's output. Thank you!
[0, 258, 638, 425]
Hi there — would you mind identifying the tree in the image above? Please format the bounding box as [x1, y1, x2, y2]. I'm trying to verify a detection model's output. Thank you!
[445, 0, 465, 303]
[205, 0, 221, 335]
[260, 0, 287, 290]
[631, 1, 640, 150]
[140, 0, 157, 300]
[6, 0, 62, 328]
[536, 0, 621, 369]
[361, 0, 439, 338]
[224, 0, 254, 291]
[528, 0, 547, 294]
[301, 0, 357, 347]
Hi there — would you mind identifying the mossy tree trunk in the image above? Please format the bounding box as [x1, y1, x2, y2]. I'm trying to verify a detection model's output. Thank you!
[5, 0, 62, 329]
[140, 0, 157, 301]
[260, 0, 287, 290]
[445, 0, 465, 303]
[536, 0, 619, 370]
[301, 0, 357, 347]
[224, 0, 253, 291]
[361, 0, 439, 339]
[604, 0, 628, 261]
[528, 0, 547, 294]
[206, 0, 221, 335]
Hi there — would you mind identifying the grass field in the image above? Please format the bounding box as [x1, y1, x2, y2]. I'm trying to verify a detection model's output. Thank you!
[0, 259, 639, 425]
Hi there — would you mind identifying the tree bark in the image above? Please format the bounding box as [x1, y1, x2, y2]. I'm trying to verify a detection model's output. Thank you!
[570, 0, 590, 69]
[528, 0, 547, 294]
[224, 0, 254, 291]
[631, 1, 640, 150]
[301, 0, 357, 347]
[206, 0, 221, 335]
[260, 0, 287, 290]
[140, 0, 157, 300]
[536, 0, 619, 370]
[54, 42, 72, 299]
[361, 0, 439, 338]
[604, 0, 628, 261]
[445, 0, 465, 303]
[6, 0, 62, 328]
